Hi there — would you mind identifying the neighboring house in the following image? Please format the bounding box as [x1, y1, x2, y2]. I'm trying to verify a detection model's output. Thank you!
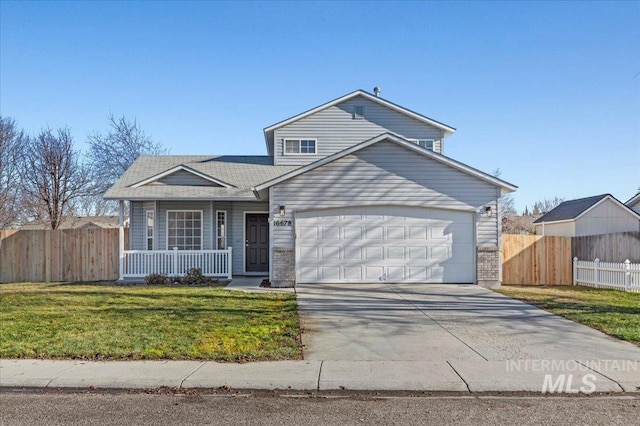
[626, 193, 640, 215]
[105, 89, 516, 288]
[20, 216, 129, 230]
[533, 194, 640, 237]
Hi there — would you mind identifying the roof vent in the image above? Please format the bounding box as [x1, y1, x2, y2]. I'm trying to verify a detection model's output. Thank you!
[373, 86, 381, 97]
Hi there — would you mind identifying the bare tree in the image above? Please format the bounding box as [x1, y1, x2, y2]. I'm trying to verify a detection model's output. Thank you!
[493, 168, 517, 217]
[22, 127, 93, 229]
[0, 117, 27, 229]
[531, 197, 564, 215]
[87, 114, 165, 190]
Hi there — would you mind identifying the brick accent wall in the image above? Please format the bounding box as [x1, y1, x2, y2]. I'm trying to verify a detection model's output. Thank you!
[477, 246, 501, 289]
[272, 247, 295, 287]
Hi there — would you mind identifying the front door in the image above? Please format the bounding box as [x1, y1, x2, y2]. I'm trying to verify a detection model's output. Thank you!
[245, 213, 269, 273]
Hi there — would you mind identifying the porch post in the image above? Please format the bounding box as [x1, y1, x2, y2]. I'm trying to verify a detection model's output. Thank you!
[119, 200, 125, 281]
[227, 247, 233, 280]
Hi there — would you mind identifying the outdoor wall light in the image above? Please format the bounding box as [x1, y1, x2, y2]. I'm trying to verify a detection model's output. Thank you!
[279, 205, 286, 217]
[485, 206, 492, 217]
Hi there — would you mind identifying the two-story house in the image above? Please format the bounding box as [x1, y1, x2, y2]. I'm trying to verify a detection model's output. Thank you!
[105, 89, 516, 288]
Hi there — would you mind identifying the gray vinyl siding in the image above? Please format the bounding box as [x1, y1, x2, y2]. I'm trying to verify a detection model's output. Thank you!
[271, 141, 499, 248]
[152, 169, 222, 187]
[129, 201, 155, 250]
[274, 96, 445, 166]
[129, 201, 144, 250]
[230, 201, 269, 275]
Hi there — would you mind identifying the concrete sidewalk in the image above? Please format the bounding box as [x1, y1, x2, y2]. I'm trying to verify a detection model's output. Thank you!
[2, 358, 639, 393]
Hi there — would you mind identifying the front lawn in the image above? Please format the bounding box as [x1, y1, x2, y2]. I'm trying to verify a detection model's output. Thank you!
[0, 283, 301, 361]
[498, 285, 640, 345]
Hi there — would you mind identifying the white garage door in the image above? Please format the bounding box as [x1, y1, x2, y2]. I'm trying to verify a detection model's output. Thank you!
[296, 206, 474, 283]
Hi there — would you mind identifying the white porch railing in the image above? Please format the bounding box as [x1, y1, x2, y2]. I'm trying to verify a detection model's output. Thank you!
[123, 247, 232, 279]
[573, 257, 640, 293]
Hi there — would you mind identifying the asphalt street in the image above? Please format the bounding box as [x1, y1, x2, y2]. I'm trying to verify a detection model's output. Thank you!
[1, 391, 638, 426]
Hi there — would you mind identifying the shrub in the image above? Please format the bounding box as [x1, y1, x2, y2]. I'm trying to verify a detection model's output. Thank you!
[145, 273, 169, 285]
[183, 268, 206, 285]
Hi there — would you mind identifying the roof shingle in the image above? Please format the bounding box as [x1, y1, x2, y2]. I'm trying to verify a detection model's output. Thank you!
[533, 194, 610, 223]
[104, 155, 298, 200]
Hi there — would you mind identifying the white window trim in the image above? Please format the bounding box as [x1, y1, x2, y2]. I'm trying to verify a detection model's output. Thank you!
[216, 210, 227, 250]
[413, 139, 435, 150]
[145, 210, 154, 251]
[353, 105, 365, 120]
[283, 138, 317, 155]
[166, 210, 204, 250]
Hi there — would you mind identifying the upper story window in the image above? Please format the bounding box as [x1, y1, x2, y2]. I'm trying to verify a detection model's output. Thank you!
[414, 139, 435, 151]
[353, 105, 365, 120]
[284, 139, 317, 155]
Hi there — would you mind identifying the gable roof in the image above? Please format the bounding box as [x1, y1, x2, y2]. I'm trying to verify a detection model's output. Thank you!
[252, 132, 517, 198]
[626, 192, 640, 207]
[131, 164, 234, 188]
[104, 156, 298, 201]
[263, 90, 457, 154]
[533, 194, 640, 224]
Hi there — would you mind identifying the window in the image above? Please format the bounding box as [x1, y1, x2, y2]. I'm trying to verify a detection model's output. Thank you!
[415, 139, 435, 151]
[167, 211, 202, 250]
[284, 139, 317, 155]
[145, 210, 154, 250]
[353, 105, 364, 120]
[216, 210, 227, 249]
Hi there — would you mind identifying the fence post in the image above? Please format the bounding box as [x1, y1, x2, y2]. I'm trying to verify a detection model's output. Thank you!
[625, 259, 631, 292]
[227, 247, 233, 280]
[573, 257, 578, 285]
[173, 247, 178, 276]
[594, 258, 600, 288]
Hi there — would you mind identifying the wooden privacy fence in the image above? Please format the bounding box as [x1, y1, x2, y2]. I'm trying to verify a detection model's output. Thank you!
[0, 229, 127, 283]
[502, 235, 572, 285]
[572, 231, 640, 263]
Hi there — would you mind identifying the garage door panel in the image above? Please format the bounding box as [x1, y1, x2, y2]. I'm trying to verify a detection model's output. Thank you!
[365, 246, 384, 259]
[299, 227, 318, 240]
[298, 267, 318, 282]
[343, 246, 362, 260]
[322, 227, 339, 239]
[321, 246, 340, 259]
[344, 267, 362, 280]
[299, 246, 319, 260]
[409, 247, 427, 259]
[387, 247, 405, 259]
[365, 227, 384, 240]
[366, 266, 385, 280]
[296, 206, 474, 284]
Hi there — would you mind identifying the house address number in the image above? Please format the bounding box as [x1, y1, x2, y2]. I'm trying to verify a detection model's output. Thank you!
[273, 220, 292, 227]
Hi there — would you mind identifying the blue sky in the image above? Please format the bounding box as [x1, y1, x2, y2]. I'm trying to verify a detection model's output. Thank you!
[1, 1, 638, 212]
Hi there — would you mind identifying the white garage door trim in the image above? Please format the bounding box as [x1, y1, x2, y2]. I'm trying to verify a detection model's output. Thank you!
[295, 205, 476, 284]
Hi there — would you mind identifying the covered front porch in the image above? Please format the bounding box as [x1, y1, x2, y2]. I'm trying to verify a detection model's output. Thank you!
[115, 199, 269, 280]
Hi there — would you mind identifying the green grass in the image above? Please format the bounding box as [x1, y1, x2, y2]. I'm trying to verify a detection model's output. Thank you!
[498, 285, 640, 345]
[0, 283, 302, 361]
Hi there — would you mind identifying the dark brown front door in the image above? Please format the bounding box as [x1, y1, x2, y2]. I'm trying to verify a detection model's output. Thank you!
[245, 213, 269, 273]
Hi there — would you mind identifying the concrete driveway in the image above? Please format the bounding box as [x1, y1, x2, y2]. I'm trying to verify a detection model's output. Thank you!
[296, 283, 640, 361]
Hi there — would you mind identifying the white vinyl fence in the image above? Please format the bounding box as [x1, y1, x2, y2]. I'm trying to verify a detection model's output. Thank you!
[573, 258, 640, 293]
